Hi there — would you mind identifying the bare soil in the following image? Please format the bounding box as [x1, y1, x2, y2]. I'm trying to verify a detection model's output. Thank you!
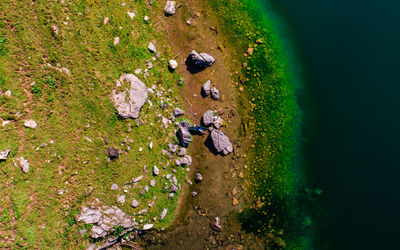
[144, 1, 263, 249]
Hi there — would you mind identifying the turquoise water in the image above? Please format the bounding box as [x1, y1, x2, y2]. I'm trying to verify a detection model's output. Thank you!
[260, 0, 400, 249]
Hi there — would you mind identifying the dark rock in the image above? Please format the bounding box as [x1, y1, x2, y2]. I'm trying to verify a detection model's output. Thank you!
[180, 120, 191, 128]
[195, 173, 203, 183]
[106, 147, 120, 159]
[177, 127, 192, 147]
[187, 50, 215, 70]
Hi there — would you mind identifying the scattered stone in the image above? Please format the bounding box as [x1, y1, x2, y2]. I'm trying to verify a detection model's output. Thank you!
[179, 155, 192, 166]
[51, 24, 59, 35]
[113, 37, 120, 46]
[117, 195, 126, 204]
[173, 107, 184, 117]
[103, 17, 109, 25]
[132, 175, 143, 184]
[232, 198, 239, 206]
[177, 147, 186, 157]
[111, 74, 148, 119]
[127, 11, 135, 19]
[209, 130, 233, 155]
[168, 59, 178, 70]
[210, 87, 220, 100]
[232, 187, 238, 196]
[146, 60, 153, 69]
[2, 121, 10, 127]
[164, 1, 176, 16]
[111, 184, 119, 190]
[169, 184, 178, 193]
[17, 157, 29, 173]
[149, 141, 153, 149]
[187, 50, 215, 69]
[106, 147, 120, 159]
[168, 193, 174, 198]
[131, 199, 139, 208]
[139, 208, 148, 214]
[148, 42, 156, 53]
[201, 110, 215, 127]
[153, 166, 160, 176]
[24, 120, 37, 129]
[160, 208, 168, 220]
[180, 120, 191, 128]
[186, 18, 193, 25]
[238, 172, 244, 178]
[177, 127, 191, 147]
[191, 191, 198, 197]
[168, 143, 178, 153]
[143, 224, 153, 230]
[4, 90, 11, 97]
[144, 16, 149, 23]
[247, 47, 254, 56]
[0, 149, 11, 161]
[150, 179, 156, 187]
[211, 217, 222, 231]
[195, 173, 203, 183]
[202, 80, 211, 96]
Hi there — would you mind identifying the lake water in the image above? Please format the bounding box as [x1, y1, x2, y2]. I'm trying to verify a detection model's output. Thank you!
[261, 0, 400, 249]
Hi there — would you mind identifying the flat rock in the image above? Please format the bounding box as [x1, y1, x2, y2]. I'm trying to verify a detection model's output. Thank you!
[164, 1, 176, 16]
[209, 130, 233, 155]
[143, 224, 153, 230]
[17, 157, 29, 173]
[0, 149, 11, 161]
[132, 175, 143, 183]
[131, 199, 139, 208]
[200, 52, 216, 66]
[160, 208, 168, 220]
[177, 127, 191, 147]
[112, 74, 148, 119]
[77, 207, 103, 224]
[111, 184, 119, 190]
[24, 120, 37, 129]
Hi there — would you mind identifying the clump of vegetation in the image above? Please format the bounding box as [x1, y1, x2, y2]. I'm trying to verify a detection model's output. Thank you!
[208, 0, 310, 248]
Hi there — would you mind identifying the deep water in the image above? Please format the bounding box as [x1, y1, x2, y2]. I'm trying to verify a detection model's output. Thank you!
[259, 0, 400, 249]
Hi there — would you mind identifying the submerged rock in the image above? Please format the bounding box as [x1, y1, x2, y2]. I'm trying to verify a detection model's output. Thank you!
[164, 1, 176, 16]
[209, 130, 233, 155]
[111, 74, 148, 119]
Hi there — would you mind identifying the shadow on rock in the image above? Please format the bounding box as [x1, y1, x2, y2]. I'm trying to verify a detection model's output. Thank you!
[204, 134, 219, 156]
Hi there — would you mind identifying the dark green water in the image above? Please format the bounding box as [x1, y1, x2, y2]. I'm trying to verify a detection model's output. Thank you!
[259, 0, 400, 249]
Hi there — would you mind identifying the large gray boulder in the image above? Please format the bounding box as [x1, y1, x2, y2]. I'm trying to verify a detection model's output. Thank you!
[112, 74, 148, 119]
[187, 50, 215, 69]
[0, 149, 10, 161]
[209, 130, 233, 155]
[164, 1, 176, 16]
[201, 110, 215, 127]
[177, 127, 192, 147]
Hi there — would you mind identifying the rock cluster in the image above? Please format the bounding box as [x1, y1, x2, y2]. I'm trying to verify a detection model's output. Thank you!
[187, 50, 215, 69]
[78, 206, 138, 239]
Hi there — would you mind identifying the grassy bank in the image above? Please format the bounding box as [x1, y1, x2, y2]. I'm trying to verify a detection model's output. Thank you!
[0, 0, 187, 248]
[208, 0, 310, 247]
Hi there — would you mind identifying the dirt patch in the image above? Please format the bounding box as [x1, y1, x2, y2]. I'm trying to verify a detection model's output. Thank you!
[146, 1, 263, 249]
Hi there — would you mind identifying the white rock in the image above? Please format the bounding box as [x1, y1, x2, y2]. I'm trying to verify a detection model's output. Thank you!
[2, 121, 10, 127]
[131, 199, 139, 208]
[144, 16, 149, 22]
[103, 17, 109, 24]
[168, 59, 178, 70]
[149, 142, 153, 149]
[17, 157, 29, 173]
[160, 208, 168, 220]
[114, 37, 120, 46]
[24, 120, 37, 129]
[148, 42, 156, 53]
[111, 184, 119, 190]
[153, 166, 160, 176]
[4, 90, 11, 97]
[0, 149, 11, 161]
[164, 1, 176, 16]
[143, 224, 153, 230]
[117, 195, 126, 204]
[127, 11, 135, 19]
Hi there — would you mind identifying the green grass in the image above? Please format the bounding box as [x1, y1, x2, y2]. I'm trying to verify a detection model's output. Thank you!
[0, 0, 188, 248]
[208, 0, 309, 248]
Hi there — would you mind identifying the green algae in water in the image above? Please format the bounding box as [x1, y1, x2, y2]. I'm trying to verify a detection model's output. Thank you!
[208, 0, 312, 248]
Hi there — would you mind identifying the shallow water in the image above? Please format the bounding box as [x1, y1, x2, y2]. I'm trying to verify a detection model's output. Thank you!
[261, 0, 400, 249]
